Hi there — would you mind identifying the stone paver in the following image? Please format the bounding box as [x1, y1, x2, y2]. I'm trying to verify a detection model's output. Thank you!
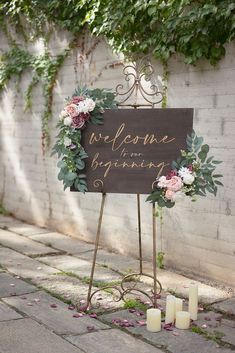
[33, 274, 124, 311]
[0, 318, 84, 353]
[77, 249, 140, 274]
[0, 272, 37, 297]
[197, 311, 235, 346]
[100, 310, 234, 353]
[6, 223, 49, 236]
[0, 302, 22, 321]
[30, 232, 94, 254]
[0, 229, 60, 256]
[3, 290, 109, 335]
[38, 254, 121, 282]
[0, 247, 59, 279]
[66, 328, 163, 353]
[212, 297, 235, 316]
[148, 268, 231, 304]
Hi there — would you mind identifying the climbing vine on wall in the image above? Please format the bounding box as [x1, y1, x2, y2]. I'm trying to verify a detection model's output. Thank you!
[0, 0, 234, 148]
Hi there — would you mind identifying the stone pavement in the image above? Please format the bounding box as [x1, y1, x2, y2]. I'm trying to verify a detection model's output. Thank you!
[0, 215, 235, 353]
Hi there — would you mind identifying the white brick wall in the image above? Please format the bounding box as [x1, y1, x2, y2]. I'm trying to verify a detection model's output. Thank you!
[0, 29, 235, 286]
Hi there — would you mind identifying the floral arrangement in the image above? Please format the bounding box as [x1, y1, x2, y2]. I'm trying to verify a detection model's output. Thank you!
[51, 87, 117, 192]
[147, 131, 223, 208]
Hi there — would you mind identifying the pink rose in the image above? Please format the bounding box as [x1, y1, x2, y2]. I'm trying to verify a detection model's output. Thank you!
[165, 189, 175, 200]
[65, 104, 79, 118]
[166, 176, 183, 192]
[72, 115, 85, 129]
[71, 96, 85, 104]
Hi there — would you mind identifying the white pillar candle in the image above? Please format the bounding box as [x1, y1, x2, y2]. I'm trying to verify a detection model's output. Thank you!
[146, 308, 161, 332]
[175, 298, 183, 315]
[165, 295, 175, 324]
[188, 283, 198, 320]
[175, 311, 190, 329]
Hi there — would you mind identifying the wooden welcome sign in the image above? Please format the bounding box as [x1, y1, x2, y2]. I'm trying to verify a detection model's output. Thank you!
[81, 108, 193, 194]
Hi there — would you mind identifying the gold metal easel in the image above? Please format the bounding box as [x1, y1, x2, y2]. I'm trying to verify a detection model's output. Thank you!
[85, 58, 164, 309]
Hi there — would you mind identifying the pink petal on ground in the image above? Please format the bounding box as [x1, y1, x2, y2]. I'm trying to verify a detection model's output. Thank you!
[136, 320, 146, 326]
[79, 299, 86, 304]
[129, 309, 136, 313]
[89, 313, 98, 319]
[204, 316, 211, 321]
[33, 298, 40, 303]
[15, 276, 21, 279]
[27, 302, 33, 306]
[50, 304, 57, 308]
[10, 284, 15, 287]
[37, 267, 42, 270]
[163, 323, 174, 331]
[173, 331, 180, 336]
[79, 305, 88, 312]
[202, 324, 207, 328]
[73, 313, 84, 318]
[68, 305, 75, 310]
[198, 307, 204, 311]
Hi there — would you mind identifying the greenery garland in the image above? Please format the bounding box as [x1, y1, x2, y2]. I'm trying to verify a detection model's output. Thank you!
[147, 131, 223, 208]
[51, 87, 117, 192]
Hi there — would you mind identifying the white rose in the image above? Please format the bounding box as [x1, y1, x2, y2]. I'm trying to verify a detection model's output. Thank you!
[85, 98, 96, 112]
[64, 137, 72, 147]
[183, 174, 195, 185]
[64, 116, 72, 126]
[59, 110, 68, 120]
[157, 176, 168, 188]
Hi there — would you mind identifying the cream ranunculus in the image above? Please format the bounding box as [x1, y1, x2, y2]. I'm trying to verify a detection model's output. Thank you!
[182, 173, 195, 185]
[64, 116, 72, 126]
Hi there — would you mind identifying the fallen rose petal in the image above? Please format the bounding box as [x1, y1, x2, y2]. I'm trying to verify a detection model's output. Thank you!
[73, 313, 84, 318]
[136, 320, 146, 326]
[129, 309, 136, 313]
[198, 307, 204, 311]
[79, 299, 86, 304]
[163, 323, 174, 331]
[89, 313, 97, 319]
[87, 325, 95, 331]
[202, 324, 207, 328]
[204, 316, 211, 321]
[79, 305, 88, 312]
[68, 305, 75, 311]
[10, 283, 15, 287]
[37, 267, 42, 270]
[27, 302, 33, 306]
[173, 331, 180, 336]
[15, 276, 21, 279]
[50, 304, 57, 308]
[33, 298, 40, 303]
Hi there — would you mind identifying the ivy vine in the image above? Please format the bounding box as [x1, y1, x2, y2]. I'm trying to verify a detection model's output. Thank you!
[0, 0, 234, 149]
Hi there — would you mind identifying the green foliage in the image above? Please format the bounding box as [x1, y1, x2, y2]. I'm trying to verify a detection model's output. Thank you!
[123, 298, 148, 311]
[0, 203, 9, 215]
[157, 251, 165, 269]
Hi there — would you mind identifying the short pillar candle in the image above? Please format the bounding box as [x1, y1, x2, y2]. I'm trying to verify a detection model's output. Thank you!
[175, 311, 190, 329]
[146, 308, 161, 332]
[188, 283, 198, 320]
[175, 298, 183, 315]
[165, 295, 175, 324]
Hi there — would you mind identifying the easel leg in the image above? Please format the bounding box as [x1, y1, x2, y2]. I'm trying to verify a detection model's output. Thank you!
[152, 202, 157, 308]
[86, 193, 106, 308]
[137, 194, 143, 274]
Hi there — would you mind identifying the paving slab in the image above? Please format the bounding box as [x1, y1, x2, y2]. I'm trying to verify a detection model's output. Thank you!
[3, 290, 109, 335]
[100, 310, 234, 353]
[197, 311, 235, 346]
[33, 274, 124, 311]
[38, 255, 122, 282]
[66, 328, 163, 353]
[212, 298, 235, 316]
[0, 229, 60, 256]
[30, 232, 94, 254]
[0, 302, 22, 321]
[6, 223, 49, 236]
[148, 268, 231, 304]
[0, 318, 84, 353]
[0, 272, 37, 297]
[0, 247, 59, 279]
[77, 249, 141, 274]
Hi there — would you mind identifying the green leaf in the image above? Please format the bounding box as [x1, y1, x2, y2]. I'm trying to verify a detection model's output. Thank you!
[214, 180, 223, 186]
[201, 144, 209, 153]
[66, 172, 77, 181]
[212, 160, 222, 164]
[76, 159, 85, 170]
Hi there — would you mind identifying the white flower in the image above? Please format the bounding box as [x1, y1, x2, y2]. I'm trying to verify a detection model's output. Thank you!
[182, 173, 195, 185]
[178, 167, 192, 177]
[59, 110, 68, 120]
[64, 137, 72, 147]
[157, 176, 168, 188]
[77, 98, 96, 114]
[64, 116, 72, 126]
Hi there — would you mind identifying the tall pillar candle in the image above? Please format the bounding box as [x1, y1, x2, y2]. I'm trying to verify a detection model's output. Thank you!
[165, 295, 175, 324]
[175, 311, 190, 329]
[175, 298, 183, 315]
[146, 308, 161, 332]
[188, 283, 198, 320]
